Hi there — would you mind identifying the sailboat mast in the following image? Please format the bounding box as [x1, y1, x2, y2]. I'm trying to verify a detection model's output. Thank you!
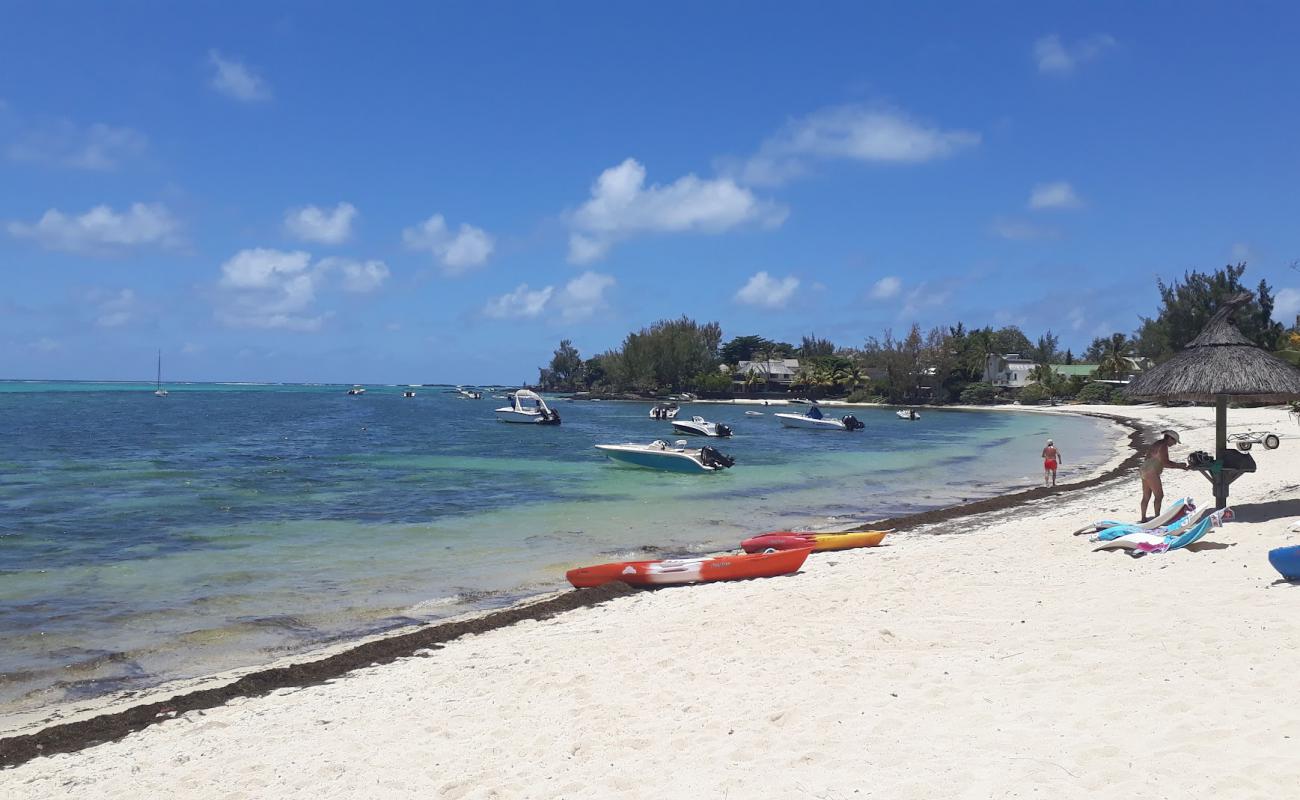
[156, 349, 162, 390]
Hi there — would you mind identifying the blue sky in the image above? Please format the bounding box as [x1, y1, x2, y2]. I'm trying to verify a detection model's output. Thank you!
[2, 1, 1299, 383]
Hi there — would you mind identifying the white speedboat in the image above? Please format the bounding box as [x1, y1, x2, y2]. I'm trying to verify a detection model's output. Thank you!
[744, 411, 764, 416]
[896, 409, 920, 420]
[594, 440, 734, 473]
[346, 385, 366, 395]
[457, 387, 483, 400]
[775, 411, 865, 431]
[402, 390, 416, 398]
[788, 397, 814, 405]
[649, 402, 680, 420]
[671, 415, 733, 437]
[495, 389, 561, 425]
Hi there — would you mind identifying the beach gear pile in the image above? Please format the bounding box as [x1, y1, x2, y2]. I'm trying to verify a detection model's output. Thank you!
[1074, 497, 1234, 557]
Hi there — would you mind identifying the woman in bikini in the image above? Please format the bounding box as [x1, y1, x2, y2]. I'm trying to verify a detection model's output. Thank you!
[1041, 439, 1062, 487]
[1140, 429, 1186, 521]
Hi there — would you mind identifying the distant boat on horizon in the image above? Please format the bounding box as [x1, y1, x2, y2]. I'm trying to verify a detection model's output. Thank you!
[153, 350, 168, 397]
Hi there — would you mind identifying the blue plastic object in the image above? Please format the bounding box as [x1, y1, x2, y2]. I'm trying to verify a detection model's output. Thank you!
[1268, 546, 1300, 581]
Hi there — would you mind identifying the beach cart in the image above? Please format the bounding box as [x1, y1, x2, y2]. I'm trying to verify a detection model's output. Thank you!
[1227, 430, 1281, 451]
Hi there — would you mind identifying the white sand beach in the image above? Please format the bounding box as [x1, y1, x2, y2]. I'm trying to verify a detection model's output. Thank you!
[4, 403, 1300, 799]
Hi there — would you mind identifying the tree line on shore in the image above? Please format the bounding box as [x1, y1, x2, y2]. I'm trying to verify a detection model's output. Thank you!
[536, 263, 1300, 405]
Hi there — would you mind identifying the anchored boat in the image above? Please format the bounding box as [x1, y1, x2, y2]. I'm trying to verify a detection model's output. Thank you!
[649, 402, 680, 420]
[495, 389, 561, 425]
[896, 409, 920, 420]
[775, 411, 864, 430]
[671, 415, 732, 437]
[594, 440, 734, 473]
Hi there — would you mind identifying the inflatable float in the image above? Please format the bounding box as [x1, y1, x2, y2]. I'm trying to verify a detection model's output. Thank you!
[741, 530, 888, 553]
[1268, 545, 1300, 581]
[566, 546, 810, 588]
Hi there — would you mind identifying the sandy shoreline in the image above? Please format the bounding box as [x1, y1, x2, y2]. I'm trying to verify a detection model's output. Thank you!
[4, 404, 1299, 797]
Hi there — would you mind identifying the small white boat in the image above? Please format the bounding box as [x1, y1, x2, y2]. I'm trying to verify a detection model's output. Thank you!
[788, 397, 814, 405]
[671, 415, 732, 437]
[495, 389, 561, 425]
[896, 409, 920, 420]
[595, 440, 734, 473]
[346, 385, 366, 395]
[152, 350, 168, 397]
[775, 411, 865, 431]
[457, 387, 483, 400]
[649, 403, 680, 420]
[403, 390, 416, 398]
[744, 411, 764, 416]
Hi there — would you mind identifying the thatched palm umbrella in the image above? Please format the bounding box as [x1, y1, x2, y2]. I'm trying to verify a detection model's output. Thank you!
[1126, 292, 1300, 507]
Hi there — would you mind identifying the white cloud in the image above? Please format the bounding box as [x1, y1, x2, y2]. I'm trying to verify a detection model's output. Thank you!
[991, 217, 1059, 241]
[7, 121, 147, 170]
[1275, 288, 1300, 322]
[483, 284, 554, 319]
[208, 50, 272, 102]
[737, 105, 980, 186]
[567, 158, 786, 263]
[216, 248, 327, 331]
[7, 202, 180, 254]
[284, 202, 356, 244]
[901, 283, 952, 317]
[88, 288, 137, 328]
[870, 276, 902, 300]
[1034, 34, 1117, 75]
[321, 257, 389, 293]
[1028, 181, 1082, 210]
[481, 271, 615, 321]
[734, 271, 799, 308]
[557, 271, 615, 320]
[402, 214, 494, 275]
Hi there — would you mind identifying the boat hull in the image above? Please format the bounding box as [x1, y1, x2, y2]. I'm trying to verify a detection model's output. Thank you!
[595, 445, 714, 473]
[742, 530, 888, 553]
[566, 547, 811, 588]
[775, 413, 844, 430]
[495, 410, 546, 424]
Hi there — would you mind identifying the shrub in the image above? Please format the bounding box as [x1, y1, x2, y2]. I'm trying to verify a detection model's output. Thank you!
[845, 388, 883, 403]
[959, 382, 996, 405]
[1018, 383, 1050, 405]
[1075, 382, 1114, 404]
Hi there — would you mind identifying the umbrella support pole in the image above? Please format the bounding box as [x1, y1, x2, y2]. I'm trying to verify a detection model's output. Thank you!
[1215, 395, 1228, 508]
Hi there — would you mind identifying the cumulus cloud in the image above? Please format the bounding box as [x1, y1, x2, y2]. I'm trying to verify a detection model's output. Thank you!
[7, 121, 147, 170]
[734, 271, 799, 309]
[870, 276, 902, 300]
[567, 158, 786, 263]
[1034, 34, 1117, 75]
[482, 271, 615, 321]
[991, 217, 1059, 241]
[208, 50, 272, 102]
[215, 248, 322, 331]
[736, 105, 980, 186]
[483, 284, 554, 319]
[284, 202, 357, 244]
[322, 257, 389, 293]
[1028, 181, 1082, 210]
[403, 214, 494, 275]
[7, 202, 180, 254]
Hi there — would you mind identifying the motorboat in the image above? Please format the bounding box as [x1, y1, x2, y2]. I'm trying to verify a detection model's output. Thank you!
[744, 410, 764, 416]
[896, 409, 920, 420]
[788, 397, 815, 405]
[775, 411, 865, 431]
[495, 389, 561, 424]
[402, 390, 416, 398]
[594, 440, 735, 473]
[346, 385, 366, 395]
[671, 415, 732, 437]
[457, 387, 484, 400]
[649, 402, 680, 420]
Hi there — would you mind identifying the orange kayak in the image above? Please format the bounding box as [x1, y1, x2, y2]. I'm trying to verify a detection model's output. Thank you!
[566, 546, 811, 588]
[741, 530, 888, 553]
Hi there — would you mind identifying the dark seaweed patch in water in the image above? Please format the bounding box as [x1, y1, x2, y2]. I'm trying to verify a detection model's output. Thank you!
[233, 615, 318, 637]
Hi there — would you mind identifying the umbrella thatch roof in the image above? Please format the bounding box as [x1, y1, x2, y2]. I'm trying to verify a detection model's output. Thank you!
[1126, 292, 1300, 402]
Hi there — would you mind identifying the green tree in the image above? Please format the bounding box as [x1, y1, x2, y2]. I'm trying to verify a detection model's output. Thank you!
[1134, 263, 1285, 360]
[991, 325, 1033, 356]
[719, 335, 775, 365]
[798, 334, 836, 358]
[545, 339, 583, 391]
[1096, 333, 1134, 380]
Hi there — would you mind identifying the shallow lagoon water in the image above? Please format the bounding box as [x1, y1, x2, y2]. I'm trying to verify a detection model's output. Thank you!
[0, 382, 1116, 714]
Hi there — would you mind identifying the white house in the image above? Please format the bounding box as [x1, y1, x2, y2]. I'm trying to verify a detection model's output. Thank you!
[983, 353, 1037, 389]
[730, 358, 801, 387]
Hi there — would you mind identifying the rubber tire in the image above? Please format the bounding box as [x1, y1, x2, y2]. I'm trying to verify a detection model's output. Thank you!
[1237, 442, 1253, 451]
[1265, 434, 1280, 450]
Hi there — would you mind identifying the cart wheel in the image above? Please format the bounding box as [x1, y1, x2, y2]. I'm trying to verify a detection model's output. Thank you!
[1264, 434, 1280, 450]
[1237, 442, 1252, 451]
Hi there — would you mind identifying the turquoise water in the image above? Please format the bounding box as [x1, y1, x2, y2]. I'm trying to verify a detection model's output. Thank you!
[0, 382, 1116, 714]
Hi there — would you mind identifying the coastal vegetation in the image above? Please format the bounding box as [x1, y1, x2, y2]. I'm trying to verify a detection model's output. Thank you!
[536, 263, 1300, 404]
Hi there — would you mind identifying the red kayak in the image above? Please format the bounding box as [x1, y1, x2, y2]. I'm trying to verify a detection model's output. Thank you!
[566, 546, 811, 589]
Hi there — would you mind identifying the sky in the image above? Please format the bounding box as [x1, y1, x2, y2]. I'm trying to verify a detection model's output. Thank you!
[2, 1, 1300, 384]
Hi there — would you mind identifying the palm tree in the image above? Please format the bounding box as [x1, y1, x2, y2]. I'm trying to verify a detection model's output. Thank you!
[844, 365, 866, 392]
[1097, 333, 1133, 380]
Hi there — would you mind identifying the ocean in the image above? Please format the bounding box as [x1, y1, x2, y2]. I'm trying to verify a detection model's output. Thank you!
[0, 381, 1117, 716]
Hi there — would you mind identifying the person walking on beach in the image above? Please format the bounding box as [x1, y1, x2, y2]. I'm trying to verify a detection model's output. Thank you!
[1140, 429, 1186, 521]
[1041, 439, 1062, 487]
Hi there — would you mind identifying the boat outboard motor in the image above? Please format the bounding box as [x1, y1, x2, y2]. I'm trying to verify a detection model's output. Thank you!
[542, 409, 561, 425]
[841, 414, 865, 431]
[715, 423, 733, 437]
[699, 446, 735, 469]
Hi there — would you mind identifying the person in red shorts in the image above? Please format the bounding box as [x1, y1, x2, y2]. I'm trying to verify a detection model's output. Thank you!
[1041, 439, 1062, 487]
